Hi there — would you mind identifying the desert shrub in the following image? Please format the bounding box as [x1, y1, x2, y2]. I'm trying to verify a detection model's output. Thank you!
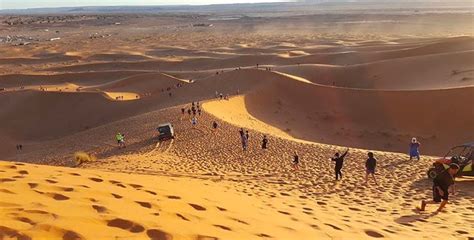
[74, 151, 96, 167]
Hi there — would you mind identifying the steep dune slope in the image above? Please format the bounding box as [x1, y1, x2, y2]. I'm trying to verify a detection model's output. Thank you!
[276, 50, 474, 90]
[199, 69, 474, 155]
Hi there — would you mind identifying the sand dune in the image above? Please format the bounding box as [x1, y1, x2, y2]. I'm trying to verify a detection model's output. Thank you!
[276, 50, 474, 90]
[244, 73, 474, 155]
[1, 12, 473, 239]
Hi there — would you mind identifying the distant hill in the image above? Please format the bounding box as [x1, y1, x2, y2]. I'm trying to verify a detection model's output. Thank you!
[0, 1, 472, 15]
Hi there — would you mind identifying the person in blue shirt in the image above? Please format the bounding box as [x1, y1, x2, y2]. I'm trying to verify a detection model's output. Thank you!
[409, 137, 421, 160]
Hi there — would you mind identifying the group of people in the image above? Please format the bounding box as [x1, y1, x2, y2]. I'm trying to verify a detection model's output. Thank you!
[15, 144, 23, 151]
[215, 91, 230, 100]
[180, 101, 202, 127]
[326, 138, 459, 213]
[329, 148, 378, 184]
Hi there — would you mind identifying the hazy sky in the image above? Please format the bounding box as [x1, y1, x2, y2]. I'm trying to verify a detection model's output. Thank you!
[0, 0, 288, 9]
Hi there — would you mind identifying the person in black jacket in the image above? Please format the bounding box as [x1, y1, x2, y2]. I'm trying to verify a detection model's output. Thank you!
[332, 148, 349, 180]
[365, 152, 378, 185]
[261, 135, 268, 149]
[420, 163, 459, 212]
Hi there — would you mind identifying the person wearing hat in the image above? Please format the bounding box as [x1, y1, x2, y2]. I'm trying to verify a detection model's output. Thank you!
[420, 163, 460, 212]
[409, 137, 421, 160]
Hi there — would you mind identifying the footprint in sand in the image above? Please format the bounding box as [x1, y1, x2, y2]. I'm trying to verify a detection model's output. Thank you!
[189, 203, 206, 211]
[213, 225, 232, 231]
[129, 184, 143, 189]
[0, 226, 31, 240]
[92, 205, 108, 213]
[0, 178, 16, 183]
[17, 170, 28, 175]
[325, 223, 342, 231]
[49, 193, 70, 201]
[167, 195, 181, 200]
[146, 229, 172, 240]
[0, 189, 15, 194]
[196, 235, 218, 240]
[136, 201, 152, 209]
[144, 190, 157, 196]
[365, 230, 384, 238]
[28, 183, 38, 189]
[63, 230, 84, 240]
[15, 217, 36, 225]
[54, 186, 74, 192]
[111, 193, 123, 199]
[216, 206, 227, 211]
[45, 179, 58, 184]
[176, 213, 190, 221]
[107, 218, 145, 233]
[88, 177, 103, 183]
[278, 211, 291, 215]
[229, 217, 249, 225]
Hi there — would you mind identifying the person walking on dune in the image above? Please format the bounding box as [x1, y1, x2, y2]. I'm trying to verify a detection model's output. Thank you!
[365, 152, 377, 185]
[420, 163, 459, 212]
[262, 135, 268, 149]
[116, 133, 123, 149]
[239, 128, 247, 151]
[191, 117, 197, 128]
[239, 128, 245, 138]
[332, 148, 349, 180]
[409, 137, 421, 160]
[293, 151, 300, 170]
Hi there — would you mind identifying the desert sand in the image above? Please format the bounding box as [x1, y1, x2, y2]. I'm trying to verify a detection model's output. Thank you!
[0, 4, 473, 240]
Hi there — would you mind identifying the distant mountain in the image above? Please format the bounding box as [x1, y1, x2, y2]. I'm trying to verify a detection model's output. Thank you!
[0, 1, 472, 15]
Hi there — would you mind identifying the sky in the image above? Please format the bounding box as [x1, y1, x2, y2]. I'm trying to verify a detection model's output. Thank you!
[0, 0, 289, 9]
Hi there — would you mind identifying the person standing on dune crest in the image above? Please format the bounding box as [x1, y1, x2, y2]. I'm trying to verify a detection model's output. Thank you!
[420, 163, 459, 212]
[365, 152, 377, 185]
[332, 148, 349, 180]
[409, 137, 421, 160]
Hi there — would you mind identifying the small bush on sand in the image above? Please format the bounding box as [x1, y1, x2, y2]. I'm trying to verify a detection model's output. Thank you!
[74, 151, 96, 167]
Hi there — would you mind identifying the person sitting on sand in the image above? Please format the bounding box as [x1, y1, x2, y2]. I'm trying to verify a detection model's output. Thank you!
[181, 108, 185, 115]
[409, 137, 421, 160]
[191, 117, 197, 128]
[365, 152, 377, 185]
[262, 135, 268, 149]
[187, 109, 192, 115]
[212, 121, 218, 130]
[332, 148, 349, 180]
[293, 151, 300, 170]
[198, 109, 202, 116]
[420, 163, 459, 212]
